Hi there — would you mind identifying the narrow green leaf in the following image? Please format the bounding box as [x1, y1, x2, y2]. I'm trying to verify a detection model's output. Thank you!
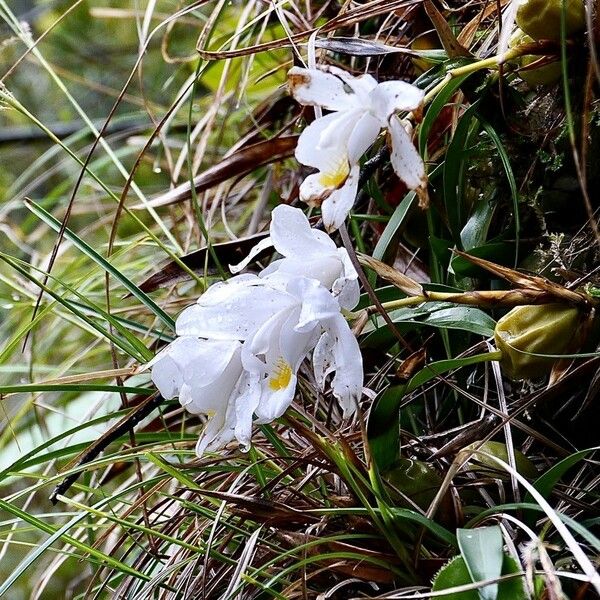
[0, 384, 153, 395]
[372, 192, 416, 260]
[0, 253, 148, 361]
[527, 447, 600, 503]
[405, 352, 499, 394]
[419, 72, 473, 155]
[478, 120, 520, 265]
[0, 498, 149, 596]
[457, 526, 504, 600]
[25, 200, 175, 331]
[368, 352, 499, 471]
[443, 102, 480, 243]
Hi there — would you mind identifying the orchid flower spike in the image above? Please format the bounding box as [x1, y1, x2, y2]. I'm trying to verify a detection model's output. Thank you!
[230, 204, 359, 309]
[288, 65, 427, 231]
[151, 274, 363, 456]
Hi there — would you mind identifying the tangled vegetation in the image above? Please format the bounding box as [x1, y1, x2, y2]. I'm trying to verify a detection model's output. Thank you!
[0, 1, 599, 598]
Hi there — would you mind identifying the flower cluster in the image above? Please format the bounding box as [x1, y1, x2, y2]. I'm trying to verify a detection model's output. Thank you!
[149, 65, 428, 456]
[149, 205, 363, 456]
[288, 65, 427, 231]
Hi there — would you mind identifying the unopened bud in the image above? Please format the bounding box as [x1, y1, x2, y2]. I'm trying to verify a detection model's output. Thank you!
[510, 30, 562, 86]
[494, 303, 582, 380]
[516, 0, 585, 42]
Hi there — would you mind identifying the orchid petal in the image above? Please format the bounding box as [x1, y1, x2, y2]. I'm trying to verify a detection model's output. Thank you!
[347, 111, 381, 163]
[313, 314, 363, 417]
[320, 165, 360, 232]
[313, 330, 336, 390]
[264, 255, 344, 290]
[328, 314, 363, 417]
[176, 277, 293, 340]
[254, 371, 298, 423]
[332, 249, 360, 310]
[332, 279, 360, 311]
[270, 204, 335, 257]
[333, 68, 378, 103]
[196, 407, 236, 456]
[234, 371, 262, 452]
[369, 81, 425, 121]
[150, 337, 240, 400]
[229, 236, 273, 274]
[259, 206, 359, 291]
[179, 343, 242, 415]
[290, 278, 341, 331]
[298, 172, 335, 206]
[388, 116, 427, 191]
[295, 112, 353, 170]
[288, 66, 364, 111]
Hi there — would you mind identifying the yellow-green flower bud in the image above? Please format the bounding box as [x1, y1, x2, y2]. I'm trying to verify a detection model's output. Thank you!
[494, 303, 581, 380]
[511, 30, 562, 86]
[516, 0, 586, 42]
[463, 441, 539, 479]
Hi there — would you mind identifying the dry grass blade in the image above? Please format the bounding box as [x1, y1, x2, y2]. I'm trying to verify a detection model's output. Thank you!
[453, 250, 592, 305]
[132, 136, 298, 209]
[278, 532, 399, 584]
[135, 232, 271, 294]
[423, 0, 471, 58]
[358, 254, 424, 296]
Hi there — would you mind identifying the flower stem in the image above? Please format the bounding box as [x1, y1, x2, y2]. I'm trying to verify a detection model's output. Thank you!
[423, 46, 526, 104]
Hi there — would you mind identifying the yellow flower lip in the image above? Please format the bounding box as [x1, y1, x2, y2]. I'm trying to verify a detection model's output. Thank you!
[318, 156, 350, 189]
[268, 358, 293, 391]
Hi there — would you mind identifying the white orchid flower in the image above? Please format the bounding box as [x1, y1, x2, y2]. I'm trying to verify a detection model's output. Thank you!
[230, 204, 360, 309]
[175, 274, 363, 433]
[288, 65, 427, 231]
[149, 336, 255, 455]
[242, 276, 363, 421]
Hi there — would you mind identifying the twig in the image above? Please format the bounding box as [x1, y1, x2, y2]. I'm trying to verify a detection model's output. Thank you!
[49, 393, 165, 504]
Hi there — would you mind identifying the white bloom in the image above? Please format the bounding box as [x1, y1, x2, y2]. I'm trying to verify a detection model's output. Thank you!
[288, 65, 427, 231]
[230, 204, 360, 309]
[149, 336, 254, 455]
[172, 274, 363, 448]
[242, 276, 363, 421]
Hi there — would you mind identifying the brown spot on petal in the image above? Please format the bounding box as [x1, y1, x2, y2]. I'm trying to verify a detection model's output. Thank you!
[416, 184, 429, 209]
[288, 72, 311, 95]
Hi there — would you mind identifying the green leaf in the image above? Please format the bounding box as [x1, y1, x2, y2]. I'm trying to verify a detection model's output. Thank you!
[418, 306, 496, 337]
[368, 353, 498, 471]
[0, 384, 153, 395]
[432, 554, 527, 600]
[449, 242, 514, 279]
[405, 352, 499, 394]
[372, 192, 416, 261]
[461, 194, 496, 251]
[478, 120, 520, 266]
[364, 305, 496, 338]
[390, 507, 457, 547]
[0, 498, 149, 596]
[419, 73, 474, 156]
[467, 503, 600, 553]
[0, 252, 150, 362]
[527, 447, 600, 503]
[25, 200, 175, 331]
[443, 102, 480, 243]
[367, 385, 407, 471]
[457, 526, 503, 600]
